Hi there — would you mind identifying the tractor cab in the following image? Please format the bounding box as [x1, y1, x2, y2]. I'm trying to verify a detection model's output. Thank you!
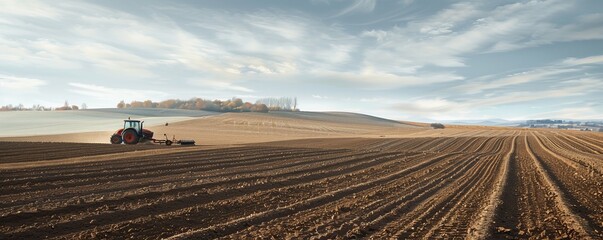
[124, 120, 142, 134]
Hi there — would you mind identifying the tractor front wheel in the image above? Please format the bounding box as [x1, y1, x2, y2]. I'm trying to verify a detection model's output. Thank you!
[110, 134, 122, 144]
[122, 129, 140, 145]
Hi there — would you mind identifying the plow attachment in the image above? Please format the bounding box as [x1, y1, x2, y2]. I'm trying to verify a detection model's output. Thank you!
[152, 134, 196, 146]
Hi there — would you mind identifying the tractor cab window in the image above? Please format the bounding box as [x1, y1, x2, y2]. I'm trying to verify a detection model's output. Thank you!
[124, 121, 141, 133]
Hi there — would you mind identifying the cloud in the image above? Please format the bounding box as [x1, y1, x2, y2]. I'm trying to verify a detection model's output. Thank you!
[187, 80, 254, 93]
[0, 0, 63, 19]
[0, 75, 46, 90]
[528, 107, 603, 120]
[0, 1, 164, 77]
[312, 95, 329, 99]
[394, 98, 463, 113]
[360, 0, 603, 74]
[562, 55, 603, 66]
[393, 77, 603, 119]
[400, 0, 414, 6]
[455, 68, 579, 94]
[331, 0, 376, 18]
[451, 53, 603, 94]
[68, 83, 167, 101]
[312, 68, 464, 89]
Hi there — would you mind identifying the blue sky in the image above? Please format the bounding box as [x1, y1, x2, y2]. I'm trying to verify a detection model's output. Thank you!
[0, 0, 602, 121]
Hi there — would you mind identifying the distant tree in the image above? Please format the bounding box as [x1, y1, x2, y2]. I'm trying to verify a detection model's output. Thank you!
[143, 100, 153, 108]
[117, 100, 126, 109]
[130, 101, 144, 108]
[194, 98, 205, 110]
[1, 104, 13, 111]
[251, 104, 269, 113]
[233, 98, 244, 108]
[241, 102, 253, 112]
[158, 99, 176, 109]
[431, 123, 445, 129]
[81, 103, 88, 110]
[256, 97, 295, 111]
[72, 105, 79, 110]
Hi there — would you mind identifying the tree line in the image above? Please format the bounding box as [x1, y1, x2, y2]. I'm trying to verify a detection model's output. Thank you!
[0, 101, 87, 111]
[117, 97, 299, 113]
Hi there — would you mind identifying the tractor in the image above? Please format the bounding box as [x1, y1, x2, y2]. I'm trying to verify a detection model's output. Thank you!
[110, 119, 195, 145]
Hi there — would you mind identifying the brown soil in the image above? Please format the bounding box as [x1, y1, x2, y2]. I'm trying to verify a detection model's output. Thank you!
[1, 128, 602, 239]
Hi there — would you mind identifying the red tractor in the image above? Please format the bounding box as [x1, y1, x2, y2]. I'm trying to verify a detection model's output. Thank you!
[110, 120, 154, 145]
[110, 119, 195, 145]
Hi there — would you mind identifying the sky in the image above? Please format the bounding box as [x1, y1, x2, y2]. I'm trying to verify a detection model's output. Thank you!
[0, 0, 602, 121]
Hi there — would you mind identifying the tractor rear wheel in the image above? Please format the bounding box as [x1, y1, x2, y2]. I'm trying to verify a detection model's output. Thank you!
[110, 134, 122, 144]
[122, 129, 140, 145]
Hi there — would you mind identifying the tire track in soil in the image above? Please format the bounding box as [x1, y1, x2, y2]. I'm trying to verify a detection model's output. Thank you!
[0, 142, 161, 163]
[526, 134, 592, 238]
[76, 137, 504, 238]
[490, 135, 582, 239]
[535, 132, 603, 177]
[557, 132, 603, 154]
[0, 149, 351, 215]
[528, 133, 603, 237]
[0, 148, 344, 199]
[546, 133, 603, 161]
[2, 150, 427, 239]
[0, 150, 383, 231]
[422, 155, 502, 239]
[365, 137, 511, 239]
[164, 152, 460, 239]
[3, 133, 602, 240]
[93, 152, 446, 239]
[377, 138, 512, 239]
[226, 146, 494, 239]
[327, 137, 511, 239]
[178, 137, 510, 237]
[465, 135, 517, 239]
[1, 146, 301, 180]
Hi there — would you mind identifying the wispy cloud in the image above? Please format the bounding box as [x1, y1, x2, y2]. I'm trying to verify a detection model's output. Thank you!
[455, 68, 579, 94]
[393, 77, 603, 120]
[528, 107, 603, 120]
[69, 83, 167, 101]
[360, 0, 602, 73]
[312, 69, 463, 89]
[451, 53, 603, 95]
[562, 55, 603, 66]
[187, 79, 254, 93]
[331, 0, 376, 18]
[312, 95, 329, 99]
[0, 75, 46, 90]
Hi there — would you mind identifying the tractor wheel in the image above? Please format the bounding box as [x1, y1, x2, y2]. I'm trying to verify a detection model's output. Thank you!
[110, 134, 122, 144]
[165, 140, 173, 146]
[122, 129, 140, 145]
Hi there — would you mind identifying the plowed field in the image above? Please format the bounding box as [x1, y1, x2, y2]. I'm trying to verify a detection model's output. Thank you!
[1, 129, 603, 239]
